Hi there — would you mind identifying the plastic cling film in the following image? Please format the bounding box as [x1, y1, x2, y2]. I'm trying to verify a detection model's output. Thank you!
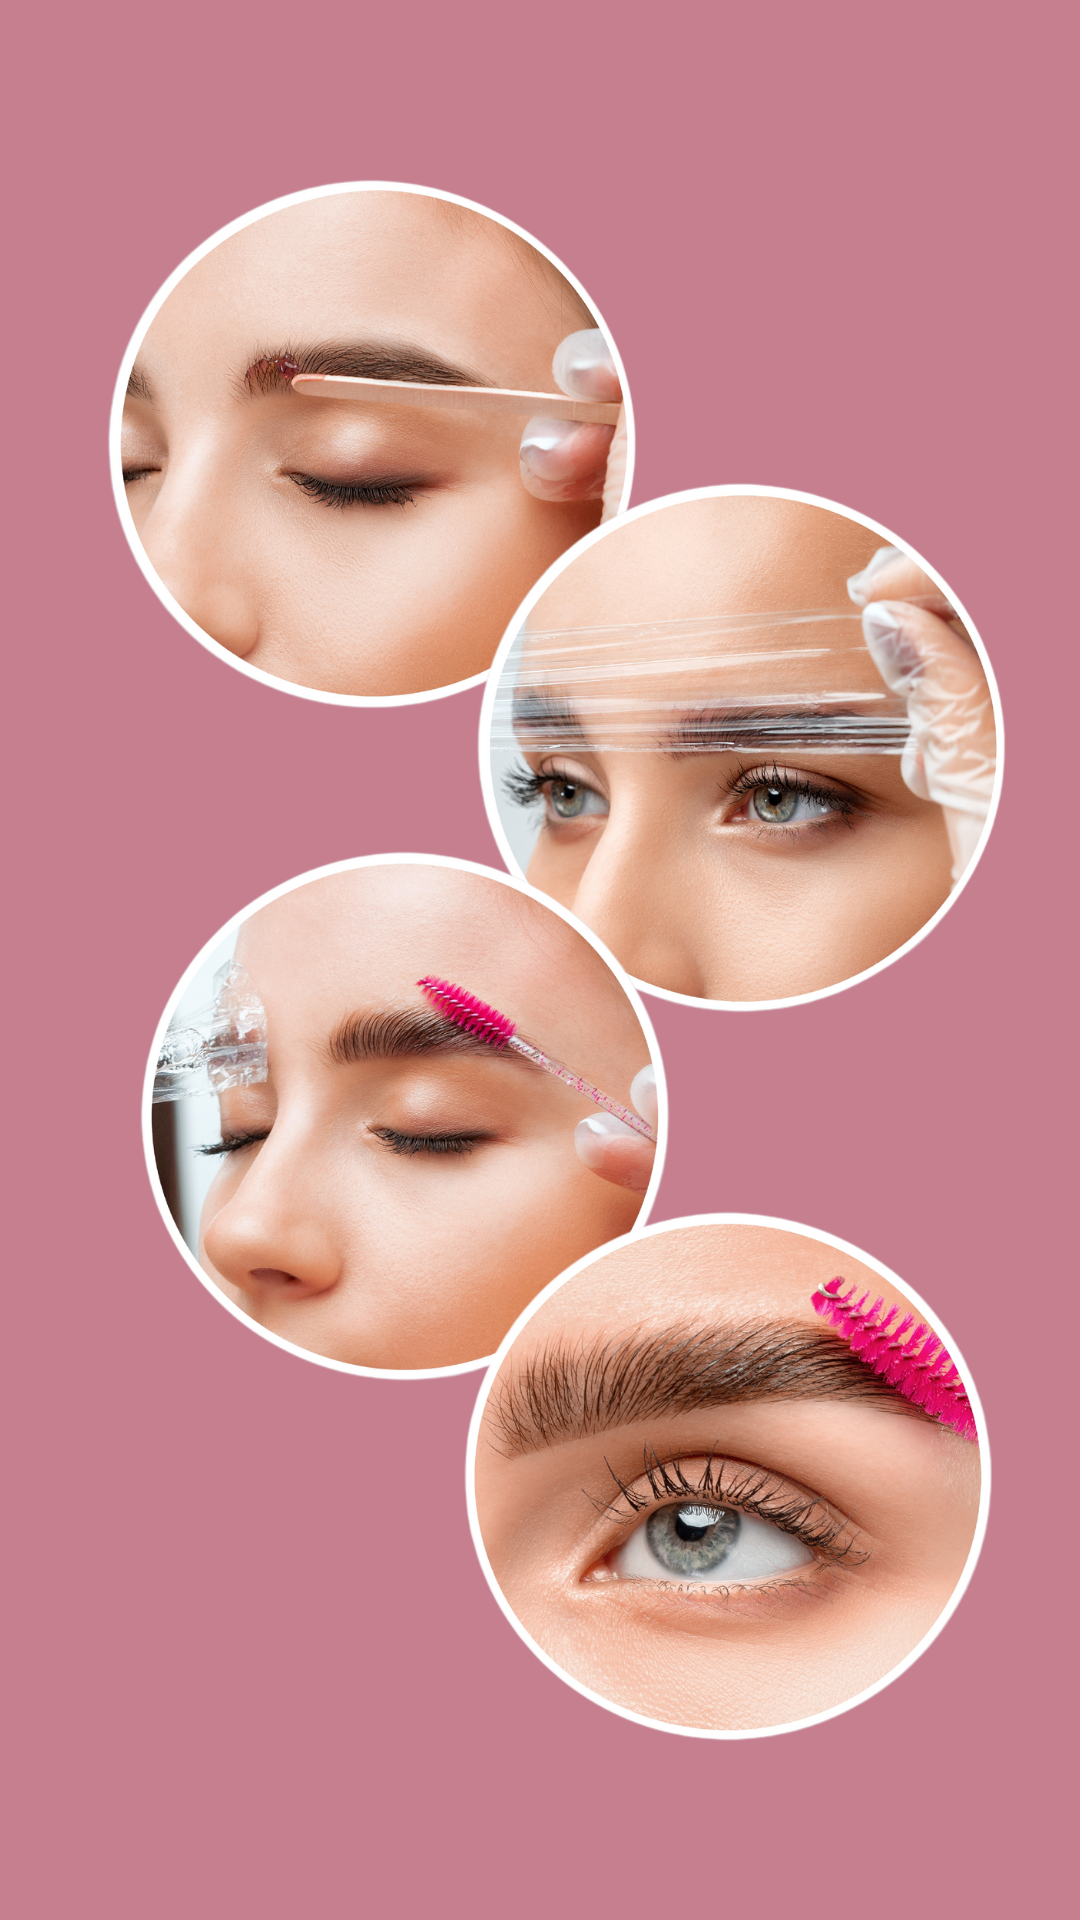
[153, 960, 268, 1103]
[492, 609, 912, 754]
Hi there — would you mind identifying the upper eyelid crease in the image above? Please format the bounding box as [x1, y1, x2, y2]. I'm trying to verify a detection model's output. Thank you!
[241, 339, 493, 397]
[489, 1320, 935, 1457]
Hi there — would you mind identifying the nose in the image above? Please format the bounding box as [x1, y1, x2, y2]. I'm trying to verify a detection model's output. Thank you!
[201, 1135, 341, 1302]
[138, 433, 261, 657]
[570, 802, 708, 997]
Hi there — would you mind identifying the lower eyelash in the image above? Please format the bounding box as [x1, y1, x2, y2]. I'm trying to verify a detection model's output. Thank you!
[290, 474, 418, 508]
[372, 1128, 484, 1157]
[599, 1450, 867, 1566]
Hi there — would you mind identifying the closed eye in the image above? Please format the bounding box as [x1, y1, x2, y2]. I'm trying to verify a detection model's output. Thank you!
[370, 1127, 492, 1157]
[198, 1129, 270, 1156]
[289, 473, 420, 508]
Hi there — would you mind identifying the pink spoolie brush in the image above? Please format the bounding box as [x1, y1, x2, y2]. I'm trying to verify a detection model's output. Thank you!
[417, 977, 656, 1142]
[812, 1277, 976, 1441]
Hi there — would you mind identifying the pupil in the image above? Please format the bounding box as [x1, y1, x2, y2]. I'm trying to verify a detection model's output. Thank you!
[675, 1516, 711, 1541]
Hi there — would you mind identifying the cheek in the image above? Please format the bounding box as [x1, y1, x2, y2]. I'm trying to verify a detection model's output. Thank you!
[526, 830, 597, 905]
[253, 482, 600, 695]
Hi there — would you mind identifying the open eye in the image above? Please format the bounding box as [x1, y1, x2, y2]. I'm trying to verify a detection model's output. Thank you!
[751, 783, 834, 825]
[611, 1501, 814, 1584]
[546, 778, 608, 820]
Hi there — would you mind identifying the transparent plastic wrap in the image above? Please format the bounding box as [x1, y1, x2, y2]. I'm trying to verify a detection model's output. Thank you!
[492, 610, 913, 756]
[153, 960, 268, 1103]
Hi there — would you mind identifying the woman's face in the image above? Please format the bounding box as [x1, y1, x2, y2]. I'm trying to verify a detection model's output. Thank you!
[122, 193, 601, 696]
[512, 497, 954, 999]
[474, 1225, 980, 1732]
[197, 867, 649, 1369]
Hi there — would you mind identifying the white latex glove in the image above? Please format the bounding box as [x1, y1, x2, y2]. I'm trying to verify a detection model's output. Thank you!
[848, 546, 997, 883]
[572, 1065, 657, 1193]
[519, 329, 627, 522]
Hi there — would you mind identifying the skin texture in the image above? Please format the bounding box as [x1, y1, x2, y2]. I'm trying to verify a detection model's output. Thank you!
[512, 497, 956, 999]
[195, 866, 651, 1369]
[122, 192, 602, 696]
[474, 1224, 980, 1732]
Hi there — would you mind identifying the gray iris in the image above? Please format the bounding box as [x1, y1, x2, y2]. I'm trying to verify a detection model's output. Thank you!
[645, 1503, 740, 1575]
[551, 781, 587, 817]
[753, 784, 797, 823]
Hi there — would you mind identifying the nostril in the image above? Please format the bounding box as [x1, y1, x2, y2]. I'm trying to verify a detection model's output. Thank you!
[247, 1268, 308, 1289]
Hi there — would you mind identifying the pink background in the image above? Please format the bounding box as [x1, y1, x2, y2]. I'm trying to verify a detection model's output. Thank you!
[8, 1, 1070, 1911]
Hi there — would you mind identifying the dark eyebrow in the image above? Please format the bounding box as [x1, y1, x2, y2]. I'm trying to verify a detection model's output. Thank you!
[244, 338, 493, 396]
[326, 1002, 506, 1067]
[490, 1319, 932, 1456]
[126, 366, 154, 401]
[512, 692, 905, 756]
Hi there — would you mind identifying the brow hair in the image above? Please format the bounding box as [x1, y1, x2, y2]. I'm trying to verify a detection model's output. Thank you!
[126, 367, 154, 401]
[326, 1002, 505, 1067]
[243, 338, 491, 396]
[512, 691, 893, 759]
[491, 1320, 930, 1456]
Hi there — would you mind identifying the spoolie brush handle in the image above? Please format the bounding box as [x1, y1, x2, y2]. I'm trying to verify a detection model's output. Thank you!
[813, 1277, 977, 1441]
[506, 1037, 656, 1140]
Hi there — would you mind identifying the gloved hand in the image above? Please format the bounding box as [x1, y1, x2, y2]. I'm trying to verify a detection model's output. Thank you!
[519, 328, 627, 522]
[848, 546, 997, 883]
[572, 1065, 657, 1192]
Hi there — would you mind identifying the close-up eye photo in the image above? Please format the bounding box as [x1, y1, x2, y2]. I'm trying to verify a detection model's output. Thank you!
[146, 856, 662, 1375]
[483, 486, 1001, 1005]
[468, 1217, 985, 1736]
[112, 182, 631, 701]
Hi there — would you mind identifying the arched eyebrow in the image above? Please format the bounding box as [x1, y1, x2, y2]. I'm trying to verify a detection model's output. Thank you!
[243, 338, 493, 395]
[490, 1321, 931, 1455]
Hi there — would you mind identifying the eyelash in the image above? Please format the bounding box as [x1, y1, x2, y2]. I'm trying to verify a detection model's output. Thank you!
[122, 467, 158, 484]
[598, 1450, 867, 1568]
[289, 474, 418, 509]
[199, 1127, 487, 1159]
[726, 762, 856, 823]
[370, 1127, 487, 1157]
[198, 1131, 269, 1156]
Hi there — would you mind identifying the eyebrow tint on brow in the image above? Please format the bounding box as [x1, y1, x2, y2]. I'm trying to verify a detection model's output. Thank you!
[505, 691, 909, 754]
[244, 339, 492, 395]
[491, 1320, 935, 1456]
[325, 1002, 519, 1068]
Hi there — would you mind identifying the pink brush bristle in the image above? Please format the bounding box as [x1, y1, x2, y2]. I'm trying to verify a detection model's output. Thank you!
[417, 977, 517, 1051]
[813, 1277, 977, 1442]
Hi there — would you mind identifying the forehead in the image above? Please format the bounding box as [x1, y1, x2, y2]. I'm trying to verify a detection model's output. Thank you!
[520, 499, 888, 704]
[235, 866, 637, 1063]
[140, 192, 576, 390]
[509, 1225, 920, 1353]
[528, 497, 882, 626]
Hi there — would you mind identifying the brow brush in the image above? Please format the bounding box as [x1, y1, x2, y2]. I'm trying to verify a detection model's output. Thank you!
[291, 372, 621, 425]
[417, 976, 656, 1141]
[812, 1277, 976, 1441]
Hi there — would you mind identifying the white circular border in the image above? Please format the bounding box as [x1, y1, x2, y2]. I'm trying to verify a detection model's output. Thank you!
[141, 852, 667, 1381]
[477, 484, 1005, 1011]
[109, 179, 637, 709]
[466, 1209, 990, 1740]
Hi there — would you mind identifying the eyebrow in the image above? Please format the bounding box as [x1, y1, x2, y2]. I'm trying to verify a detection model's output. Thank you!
[511, 692, 900, 756]
[244, 338, 493, 396]
[325, 1002, 506, 1068]
[490, 1320, 931, 1456]
[126, 367, 154, 401]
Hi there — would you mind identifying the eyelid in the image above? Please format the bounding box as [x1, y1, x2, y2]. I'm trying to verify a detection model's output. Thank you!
[198, 1129, 270, 1156]
[591, 1452, 868, 1568]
